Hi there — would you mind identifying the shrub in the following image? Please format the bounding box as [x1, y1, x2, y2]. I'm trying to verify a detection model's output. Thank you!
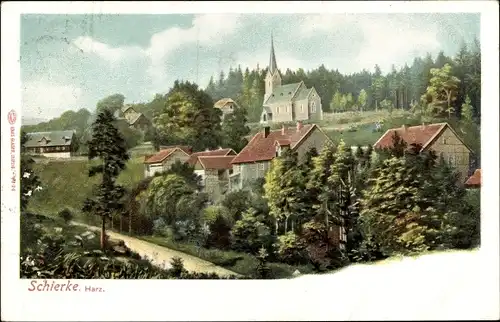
[202, 205, 233, 249]
[169, 256, 186, 277]
[231, 209, 273, 254]
[274, 231, 306, 265]
[58, 208, 73, 223]
[255, 247, 271, 279]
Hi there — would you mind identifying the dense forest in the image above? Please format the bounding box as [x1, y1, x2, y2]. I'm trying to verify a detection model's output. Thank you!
[22, 40, 481, 145]
[204, 40, 481, 123]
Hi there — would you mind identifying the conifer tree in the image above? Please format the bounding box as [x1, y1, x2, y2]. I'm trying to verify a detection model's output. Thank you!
[83, 109, 129, 249]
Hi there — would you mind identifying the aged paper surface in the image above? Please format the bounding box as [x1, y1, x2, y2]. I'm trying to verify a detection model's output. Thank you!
[1, 1, 499, 321]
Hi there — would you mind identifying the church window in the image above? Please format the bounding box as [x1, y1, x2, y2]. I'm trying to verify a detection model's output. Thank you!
[301, 104, 304, 112]
[286, 105, 288, 112]
[312, 102, 316, 113]
[277, 106, 280, 114]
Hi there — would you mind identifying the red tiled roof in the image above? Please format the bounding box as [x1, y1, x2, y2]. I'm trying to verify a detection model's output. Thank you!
[275, 139, 291, 146]
[159, 145, 192, 154]
[144, 148, 177, 164]
[231, 124, 316, 164]
[373, 123, 448, 151]
[197, 156, 235, 170]
[465, 169, 481, 187]
[187, 148, 236, 165]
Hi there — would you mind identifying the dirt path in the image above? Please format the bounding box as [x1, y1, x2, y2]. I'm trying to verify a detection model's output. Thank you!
[70, 221, 241, 278]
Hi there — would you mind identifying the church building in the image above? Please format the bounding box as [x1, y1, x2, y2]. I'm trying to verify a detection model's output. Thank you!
[260, 35, 323, 124]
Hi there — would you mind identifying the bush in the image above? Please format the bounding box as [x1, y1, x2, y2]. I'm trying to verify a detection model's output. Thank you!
[58, 208, 73, 223]
[202, 205, 233, 249]
[169, 256, 186, 277]
[275, 231, 306, 265]
[230, 209, 273, 254]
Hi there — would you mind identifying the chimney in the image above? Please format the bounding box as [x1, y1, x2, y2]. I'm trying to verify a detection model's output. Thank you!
[296, 121, 303, 132]
[281, 124, 286, 135]
[218, 146, 223, 150]
[402, 124, 408, 132]
[263, 126, 271, 138]
[422, 122, 427, 129]
[205, 148, 210, 152]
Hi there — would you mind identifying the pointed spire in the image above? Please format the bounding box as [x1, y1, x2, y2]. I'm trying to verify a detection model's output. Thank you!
[269, 33, 278, 75]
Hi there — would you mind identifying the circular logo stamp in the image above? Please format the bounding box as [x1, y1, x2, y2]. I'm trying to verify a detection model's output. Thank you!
[8, 110, 17, 125]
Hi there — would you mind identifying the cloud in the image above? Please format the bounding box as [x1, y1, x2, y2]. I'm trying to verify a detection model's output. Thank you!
[22, 81, 83, 120]
[145, 14, 243, 87]
[70, 14, 244, 90]
[299, 14, 441, 73]
[71, 36, 145, 63]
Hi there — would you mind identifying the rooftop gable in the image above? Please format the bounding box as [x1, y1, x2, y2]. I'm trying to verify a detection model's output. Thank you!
[144, 147, 189, 164]
[187, 148, 236, 165]
[465, 169, 481, 187]
[231, 123, 317, 164]
[373, 122, 471, 152]
[197, 155, 236, 170]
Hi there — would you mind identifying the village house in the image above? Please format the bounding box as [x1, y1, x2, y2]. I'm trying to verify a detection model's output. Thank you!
[214, 98, 240, 120]
[464, 168, 481, 189]
[118, 104, 151, 131]
[143, 146, 192, 177]
[24, 130, 78, 158]
[229, 121, 331, 190]
[373, 122, 474, 181]
[192, 155, 236, 201]
[260, 35, 323, 124]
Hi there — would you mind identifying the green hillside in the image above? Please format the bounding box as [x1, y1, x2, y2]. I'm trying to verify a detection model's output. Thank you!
[28, 157, 145, 219]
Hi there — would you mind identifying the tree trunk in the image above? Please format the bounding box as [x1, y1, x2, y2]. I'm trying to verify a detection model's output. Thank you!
[275, 218, 279, 235]
[375, 100, 378, 112]
[129, 212, 132, 235]
[119, 214, 123, 233]
[291, 219, 295, 233]
[100, 216, 106, 250]
[111, 214, 114, 230]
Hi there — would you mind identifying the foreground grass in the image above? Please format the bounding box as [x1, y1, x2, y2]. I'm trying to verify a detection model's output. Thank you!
[28, 157, 144, 219]
[141, 235, 314, 278]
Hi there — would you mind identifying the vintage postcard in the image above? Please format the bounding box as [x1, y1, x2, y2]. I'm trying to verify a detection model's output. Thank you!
[1, 1, 499, 321]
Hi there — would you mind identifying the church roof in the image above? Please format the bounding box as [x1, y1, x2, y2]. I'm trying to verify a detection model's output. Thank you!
[295, 87, 313, 101]
[264, 82, 302, 105]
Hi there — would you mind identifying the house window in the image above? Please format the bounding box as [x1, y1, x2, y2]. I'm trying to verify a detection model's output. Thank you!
[311, 102, 316, 113]
[443, 138, 448, 144]
[301, 104, 304, 112]
[259, 162, 265, 171]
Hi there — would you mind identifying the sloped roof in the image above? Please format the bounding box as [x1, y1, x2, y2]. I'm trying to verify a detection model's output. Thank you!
[295, 87, 313, 101]
[264, 82, 302, 105]
[144, 147, 189, 164]
[231, 123, 317, 164]
[373, 123, 471, 152]
[159, 145, 192, 155]
[214, 98, 237, 109]
[25, 130, 75, 148]
[197, 155, 235, 170]
[465, 169, 481, 187]
[187, 148, 236, 165]
[128, 113, 149, 125]
[121, 104, 135, 113]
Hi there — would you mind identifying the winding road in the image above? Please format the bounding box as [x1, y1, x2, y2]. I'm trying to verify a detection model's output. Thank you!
[70, 221, 241, 278]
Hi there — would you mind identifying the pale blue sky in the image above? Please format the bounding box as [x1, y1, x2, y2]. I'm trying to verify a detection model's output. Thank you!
[21, 13, 480, 119]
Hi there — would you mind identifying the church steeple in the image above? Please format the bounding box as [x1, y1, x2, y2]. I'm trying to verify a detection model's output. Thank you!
[264, 33, 282, 103]
[269, 33, 278, 75]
